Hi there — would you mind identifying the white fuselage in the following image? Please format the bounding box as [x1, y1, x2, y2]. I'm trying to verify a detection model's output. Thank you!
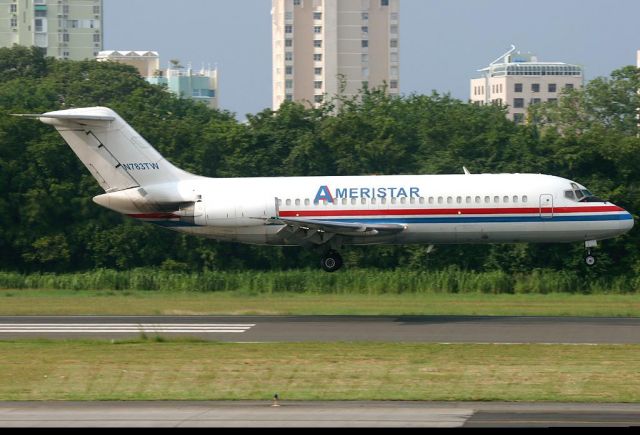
[31, 106, 634, 263]
[114, 173, 634, 247]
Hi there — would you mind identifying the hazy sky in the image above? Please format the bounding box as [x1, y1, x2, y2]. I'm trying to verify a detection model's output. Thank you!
[104, 0, 640, 118]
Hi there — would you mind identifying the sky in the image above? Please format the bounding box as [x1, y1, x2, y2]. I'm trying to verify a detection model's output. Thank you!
[104, 0, 640, 118]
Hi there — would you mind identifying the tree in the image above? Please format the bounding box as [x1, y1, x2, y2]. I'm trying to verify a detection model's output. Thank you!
[0, 46, 637, 275]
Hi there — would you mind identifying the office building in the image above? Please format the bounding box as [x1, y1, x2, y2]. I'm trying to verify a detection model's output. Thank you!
[146, 62, 219, 110]
[272, 0, 400, 109]
[470, 46, 583, 124]
[0, 0, 103, 60]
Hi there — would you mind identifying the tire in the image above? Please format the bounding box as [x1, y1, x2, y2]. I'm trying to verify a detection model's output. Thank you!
[320, 251, 344, 273]
[585, 255, 597, 267]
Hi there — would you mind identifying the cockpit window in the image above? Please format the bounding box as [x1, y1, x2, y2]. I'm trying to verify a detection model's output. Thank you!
[566, 185, 603, 203]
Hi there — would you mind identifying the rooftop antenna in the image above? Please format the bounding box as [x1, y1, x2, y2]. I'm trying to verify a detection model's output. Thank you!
[490, 44, 516, 66]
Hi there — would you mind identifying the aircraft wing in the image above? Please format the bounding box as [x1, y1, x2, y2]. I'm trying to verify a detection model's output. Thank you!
[273, 217, 406, 237]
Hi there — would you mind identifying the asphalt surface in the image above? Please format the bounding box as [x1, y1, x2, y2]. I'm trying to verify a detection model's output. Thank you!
[0, 402, 639, 427]
[2, 317, 638, 427]
[1, 315, 639, 343]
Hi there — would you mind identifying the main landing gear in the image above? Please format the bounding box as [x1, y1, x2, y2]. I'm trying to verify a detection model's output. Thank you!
[320, 250, 344, 273]
[584, 240, 597, 267]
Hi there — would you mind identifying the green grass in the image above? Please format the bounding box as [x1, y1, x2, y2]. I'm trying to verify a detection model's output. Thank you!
[0, 340, 638, 402]
[2, 268, 639, 294]
[0, 290, 639, 317]
[0, 268, 638, 317]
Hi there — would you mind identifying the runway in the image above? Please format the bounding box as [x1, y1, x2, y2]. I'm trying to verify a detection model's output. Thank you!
[0, 402, 639, 427]
[1, 315, 639, 343]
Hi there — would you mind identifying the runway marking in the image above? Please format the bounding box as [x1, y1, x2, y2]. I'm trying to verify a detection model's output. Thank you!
[0, 324, 256, 334]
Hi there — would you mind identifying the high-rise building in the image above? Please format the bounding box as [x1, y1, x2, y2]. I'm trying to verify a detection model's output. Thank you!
[272, 0, 400, 109]
[470, 46, 583, 124]
[0, 0, 103, 60]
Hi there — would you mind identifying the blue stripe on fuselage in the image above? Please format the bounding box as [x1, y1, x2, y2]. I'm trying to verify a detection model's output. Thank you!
[141, 213, 633, 229]
[319, 214, 633, 225]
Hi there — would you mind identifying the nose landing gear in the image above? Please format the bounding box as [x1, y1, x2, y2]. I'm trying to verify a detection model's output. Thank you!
[584, 240, 598, 267]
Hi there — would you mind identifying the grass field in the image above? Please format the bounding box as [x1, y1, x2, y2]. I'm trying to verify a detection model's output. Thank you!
[0, 290, 639, 317]
[0, 340, 638, 402]
[2, 268, 639, 294]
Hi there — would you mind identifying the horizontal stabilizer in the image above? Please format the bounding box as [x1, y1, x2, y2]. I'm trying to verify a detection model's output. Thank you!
[13, 113, 116, 123]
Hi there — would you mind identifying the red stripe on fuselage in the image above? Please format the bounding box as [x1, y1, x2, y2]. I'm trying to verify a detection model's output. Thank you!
[279, 205, 624, 218]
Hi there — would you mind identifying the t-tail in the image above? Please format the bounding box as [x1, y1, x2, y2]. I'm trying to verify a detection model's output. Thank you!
[15, 107, 201, 215]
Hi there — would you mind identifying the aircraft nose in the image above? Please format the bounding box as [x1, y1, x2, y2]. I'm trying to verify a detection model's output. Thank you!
[617, 206, 634, 233]
[623, 212, 635, 231]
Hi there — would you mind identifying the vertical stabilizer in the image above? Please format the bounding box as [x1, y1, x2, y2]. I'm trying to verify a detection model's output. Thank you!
[37, 107, 194, 192]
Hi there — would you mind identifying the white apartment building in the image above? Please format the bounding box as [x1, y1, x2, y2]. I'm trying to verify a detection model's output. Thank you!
[97, 50, 160, 77]
[272, 0, 400, 109]
[0, 0, 103, 60]
[98, 51, 219, 109]
[470, 46, 583, 124]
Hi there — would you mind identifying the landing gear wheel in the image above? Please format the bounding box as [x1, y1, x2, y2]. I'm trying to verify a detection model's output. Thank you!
[320, 250, 343, 273]
[585, 255, 597, 267]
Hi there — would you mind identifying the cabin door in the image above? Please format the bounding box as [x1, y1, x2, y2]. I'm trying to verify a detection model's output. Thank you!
[539, 194, 554, 219]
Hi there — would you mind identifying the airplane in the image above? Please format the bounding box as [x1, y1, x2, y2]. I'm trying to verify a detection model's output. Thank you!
[15, 107, 634, 272]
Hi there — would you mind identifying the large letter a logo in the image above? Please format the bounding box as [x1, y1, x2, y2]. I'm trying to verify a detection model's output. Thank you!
[314, 186, 334, 204]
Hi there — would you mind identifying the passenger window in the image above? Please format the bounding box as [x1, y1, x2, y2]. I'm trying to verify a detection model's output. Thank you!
[401, 198, 407, 205]
[503, 196, 509, 204]
[351, 198, 357, 205]
[438, 197, 443, 204]
[305, 199, 310, 206]
[456, 197, 462, 204]
[466, 196, 472, 204]
[475, 196, 481, 204]
[372, 198, 377, 205]
[513, 196, 518, 204]
[447, 197, 453, 204]
[295, 199, 301, 206]
[277, 199, 283, 206]
[485, 196, 490, 204]
[494, 196, 500, 203]
[391, 198, 397, 205]
[523, 196, 528, 203]
[427, 197, 433, 205]
[342, 198, 348, 206]
[361, 198, 367, 205]
[381, 198, 387, 205]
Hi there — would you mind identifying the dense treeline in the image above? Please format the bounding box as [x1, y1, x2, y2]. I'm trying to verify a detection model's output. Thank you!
[0, 46, 638, 277]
